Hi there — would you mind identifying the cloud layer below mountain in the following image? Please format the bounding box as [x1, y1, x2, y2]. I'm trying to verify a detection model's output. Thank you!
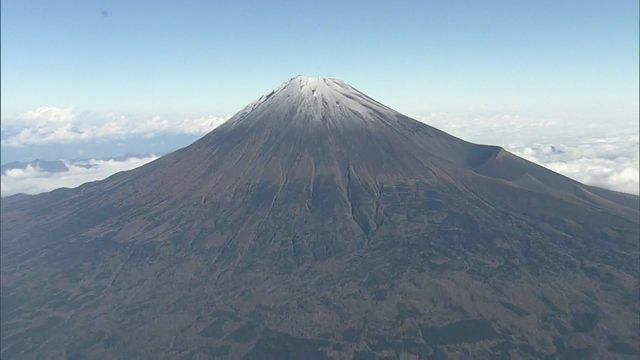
[1, 155, 158, 197]
[1, 107, 229, 147]
[506, 137, 639, 195]
[418, 112, 639, 195]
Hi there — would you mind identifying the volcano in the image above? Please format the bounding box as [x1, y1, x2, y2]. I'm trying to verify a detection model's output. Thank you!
[2, 76, 639, 359]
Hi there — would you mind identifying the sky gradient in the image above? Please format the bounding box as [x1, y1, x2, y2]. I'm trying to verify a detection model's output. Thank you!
[2, 0, 639, 119]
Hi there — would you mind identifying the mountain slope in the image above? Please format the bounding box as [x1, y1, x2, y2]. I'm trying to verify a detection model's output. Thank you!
[2, 76, 639, 359]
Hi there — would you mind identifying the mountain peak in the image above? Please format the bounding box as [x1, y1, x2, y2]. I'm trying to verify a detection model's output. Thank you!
[289, 74, 341, 82]
[282, 75, 352, 100]
[228, 76, 394, 128]
[285, 75, 349, 90]
[275, 75, 343, 98]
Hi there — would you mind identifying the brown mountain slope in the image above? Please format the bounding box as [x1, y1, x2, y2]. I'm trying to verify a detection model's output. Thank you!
[1, 76, 639, 359]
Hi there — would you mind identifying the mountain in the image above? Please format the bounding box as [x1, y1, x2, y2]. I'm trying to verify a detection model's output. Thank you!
[1, 76, 638, 359]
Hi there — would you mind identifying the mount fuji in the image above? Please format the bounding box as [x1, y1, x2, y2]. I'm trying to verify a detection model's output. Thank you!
[2, 76, 638, 359]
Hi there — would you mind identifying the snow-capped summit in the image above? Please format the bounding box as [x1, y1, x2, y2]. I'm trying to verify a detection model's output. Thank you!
[228, 76, 394, 128]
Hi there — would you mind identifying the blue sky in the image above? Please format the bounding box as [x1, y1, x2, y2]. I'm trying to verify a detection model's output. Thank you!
[2, 0, 638, 117]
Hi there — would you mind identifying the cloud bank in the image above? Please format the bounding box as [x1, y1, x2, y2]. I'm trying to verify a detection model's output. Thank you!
[418, 112, 639, 195]
[505, 135, 639, 195]
[1, 155, 158, 197]
[1, 107, 229, 147]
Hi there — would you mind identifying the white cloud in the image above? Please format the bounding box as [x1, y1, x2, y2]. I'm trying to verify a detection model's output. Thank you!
[1, 155, 158, 197]
[416, 112, 639, 195]
[506, 137, 639, 194]
[1, 107, 230, 147]
[19, 106, 76, 125]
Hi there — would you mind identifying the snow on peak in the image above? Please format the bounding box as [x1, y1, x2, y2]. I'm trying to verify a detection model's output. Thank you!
[228, 76, 397, 128]
[285, 76, 350, 95]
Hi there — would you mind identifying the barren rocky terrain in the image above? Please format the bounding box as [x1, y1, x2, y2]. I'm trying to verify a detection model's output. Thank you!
[2, 77, 638, 359]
